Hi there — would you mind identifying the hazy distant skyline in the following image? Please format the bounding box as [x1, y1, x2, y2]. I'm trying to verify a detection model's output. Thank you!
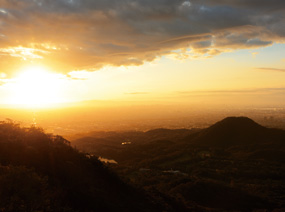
[0, 0, 284, 107]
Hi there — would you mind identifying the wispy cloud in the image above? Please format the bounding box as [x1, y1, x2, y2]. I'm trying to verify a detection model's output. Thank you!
[177, 88, 285, 95]
[251, 52, 259, 58]
[125, 92, 149, 95]
[256, 67, 285, 72]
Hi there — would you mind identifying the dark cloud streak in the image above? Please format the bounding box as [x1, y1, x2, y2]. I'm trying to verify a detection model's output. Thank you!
[256, 67, 285, 72]
[177, 88, 285, 95]
[125, 92, 150, 95]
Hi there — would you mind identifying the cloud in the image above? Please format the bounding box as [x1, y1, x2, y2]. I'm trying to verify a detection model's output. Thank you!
[176, 87, 285, 95]
[0, 0, 284, 75]
[125, 92, 149, 95]
[256, 67, 285, 72]
[251, 52, 259, 58]
[193, 0, 285, 11]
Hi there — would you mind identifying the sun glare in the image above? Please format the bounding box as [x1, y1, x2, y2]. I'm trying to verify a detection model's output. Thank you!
[8, 66, 65, 108]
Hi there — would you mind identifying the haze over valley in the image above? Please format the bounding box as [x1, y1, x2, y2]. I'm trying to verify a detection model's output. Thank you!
[0, 0, 285, 211]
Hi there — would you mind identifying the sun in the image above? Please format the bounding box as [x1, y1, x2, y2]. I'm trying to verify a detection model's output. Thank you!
[8, 66, 66, 108]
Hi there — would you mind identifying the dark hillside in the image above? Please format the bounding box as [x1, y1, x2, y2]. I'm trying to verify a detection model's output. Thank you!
[0, 121, 164, 212]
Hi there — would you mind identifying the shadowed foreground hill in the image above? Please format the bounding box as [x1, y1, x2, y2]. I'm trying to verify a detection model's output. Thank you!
[0, 121, 164, 212]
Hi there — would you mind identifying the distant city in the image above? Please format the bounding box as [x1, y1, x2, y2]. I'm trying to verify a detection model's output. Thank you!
[2, 105, 284, 139]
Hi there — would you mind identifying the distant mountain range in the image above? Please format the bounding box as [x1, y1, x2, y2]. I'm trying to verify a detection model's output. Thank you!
[73, 116, 285, 162]
[72, 116, 285, 211]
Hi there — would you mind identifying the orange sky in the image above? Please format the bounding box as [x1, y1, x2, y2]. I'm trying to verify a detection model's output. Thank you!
[0, 0, 284, 108]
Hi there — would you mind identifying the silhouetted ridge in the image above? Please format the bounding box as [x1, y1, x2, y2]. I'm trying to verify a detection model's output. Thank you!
[190, 117, 270, 147]
[210, 116, 264, 130]
[0, 121, 160, 211]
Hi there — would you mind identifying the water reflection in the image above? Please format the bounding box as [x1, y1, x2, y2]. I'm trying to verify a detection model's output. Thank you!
[98, 157, 118, 164]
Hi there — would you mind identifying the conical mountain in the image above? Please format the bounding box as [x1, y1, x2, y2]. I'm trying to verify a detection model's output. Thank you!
[188, 117, 275, 147]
